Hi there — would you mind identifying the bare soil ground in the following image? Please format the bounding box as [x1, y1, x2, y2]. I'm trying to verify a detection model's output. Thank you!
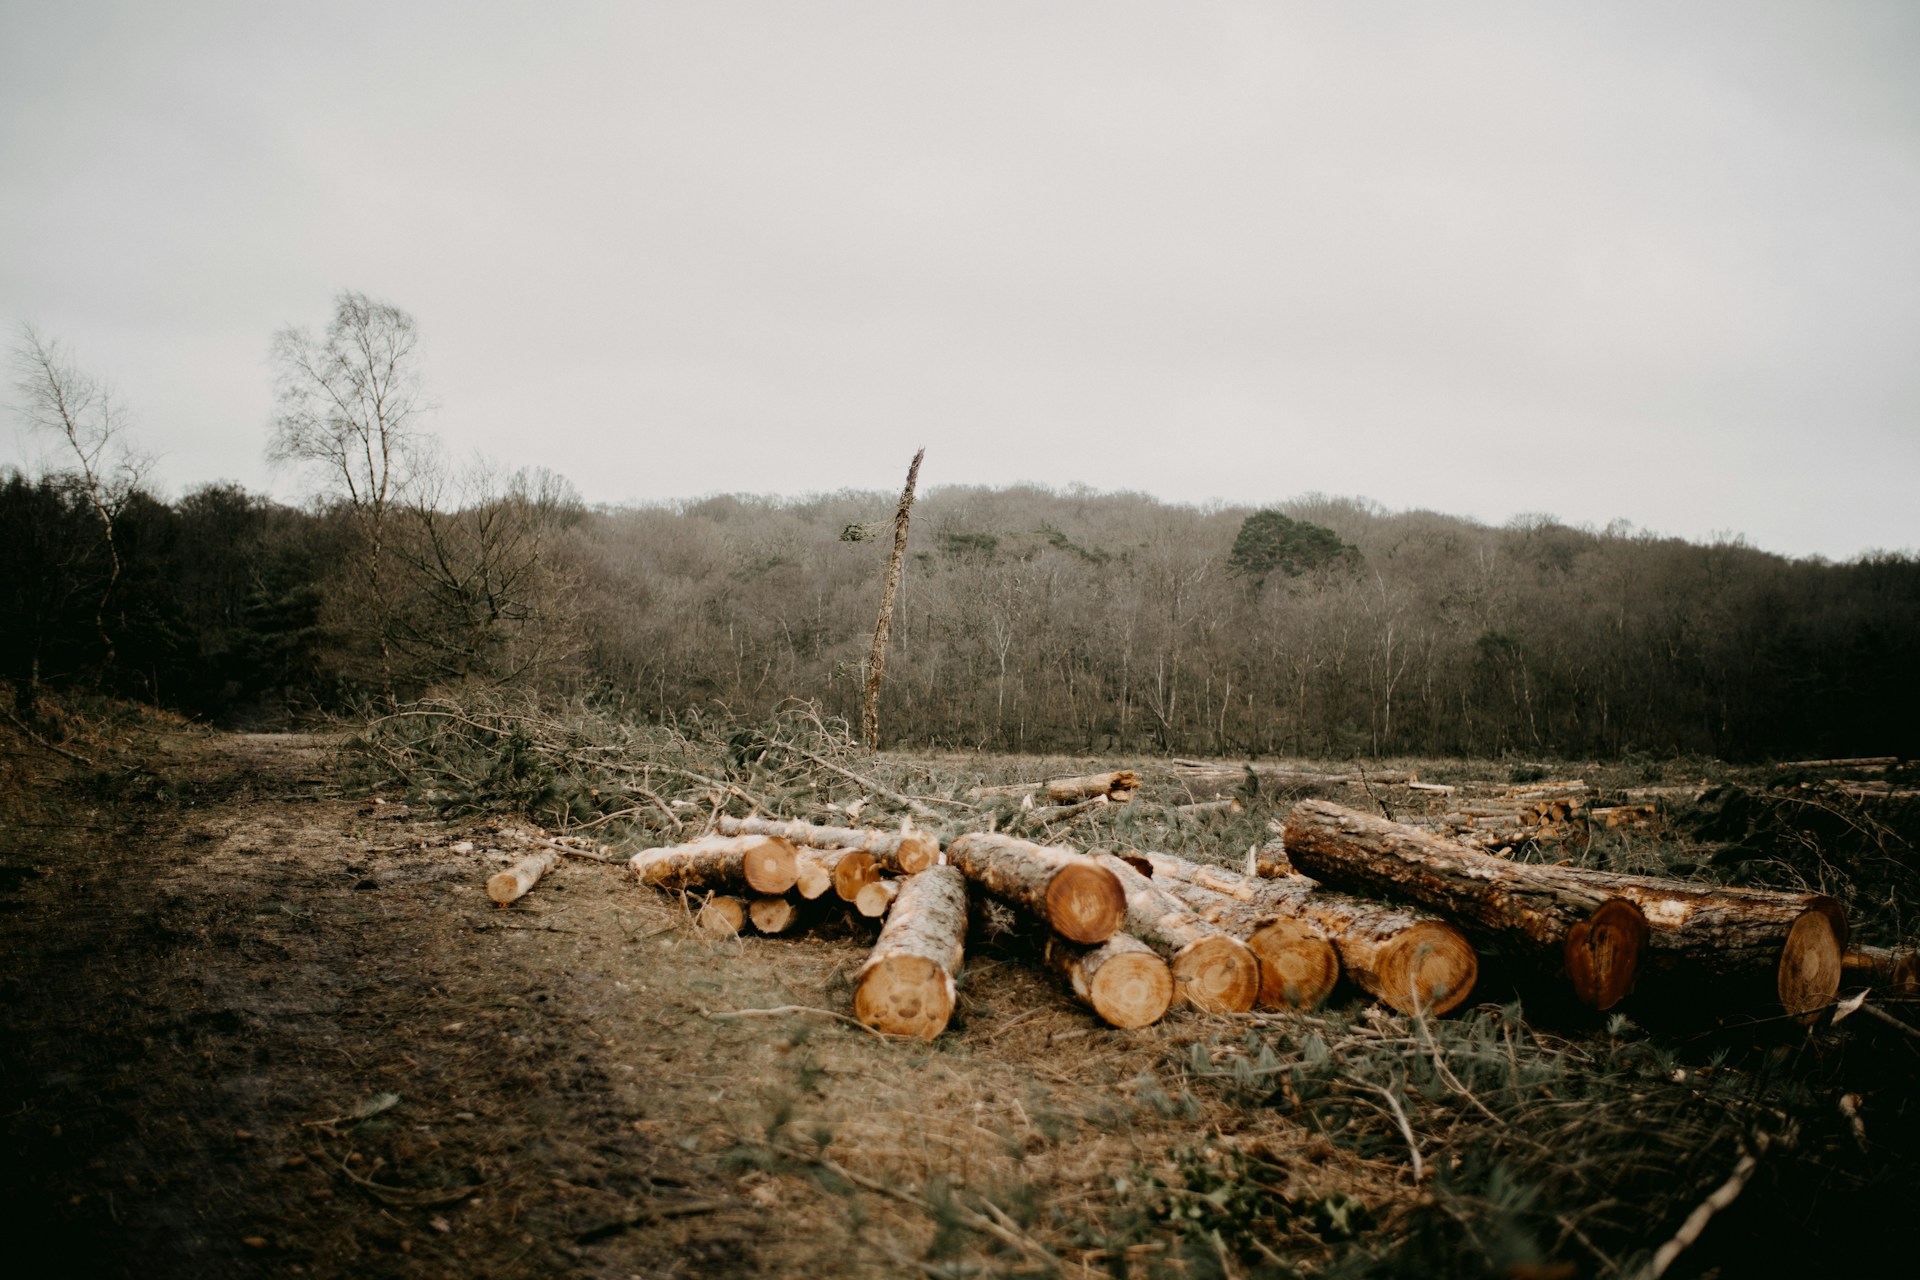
[1, 724, 1401, 1278]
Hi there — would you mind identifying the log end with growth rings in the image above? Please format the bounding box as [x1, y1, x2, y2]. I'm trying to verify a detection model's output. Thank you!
[853, 953, 956, 1040]
[695, 895, 746, 937]
[1375, 921, 1478, 1016]
[1084, 949, 1175, 1028]
[1779, 900, 1846, 1020]
[1045, 862, 1128, 945]
[1245, 918, 1340, 1010]
[741, 836, 800, 895]
[1564, 898, 1648, 1011]
[1170, 935, 1262, 1013]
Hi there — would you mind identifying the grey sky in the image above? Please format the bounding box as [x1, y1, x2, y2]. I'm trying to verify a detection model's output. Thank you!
[4, 1, 1917, 559]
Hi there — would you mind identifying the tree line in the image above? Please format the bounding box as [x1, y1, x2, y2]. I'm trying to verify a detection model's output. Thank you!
[8, 296, 1917, 760]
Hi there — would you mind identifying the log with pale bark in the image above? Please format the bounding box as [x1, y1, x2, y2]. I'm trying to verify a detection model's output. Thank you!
[631, 834, 799, 896]
[946, 833, 1126, 944]
[749, 895, 800, 934]
[1045, 933, 1175, 1028]
[1843, 945, 1920, 995]
[1094, 853, 1261, 1013]
[695, 894, 747, 936]
[714, 814, 939, 874]
[1135, 851, 1470, 1015]
[487, 850, 560, 906]
[1286, 801, 1847, 1017]
[1046, 770, 1139, 804]
[852, 866, 967, 1038]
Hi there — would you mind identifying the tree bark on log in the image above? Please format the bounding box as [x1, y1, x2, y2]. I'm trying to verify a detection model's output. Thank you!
[853, 865, 967, 1038]
[1094, 854, 1261, 1013]
[1044, 933, 1175, 1028]
[946, 833, 1126, 944]
[1133, 851, 1472, 1015]
[631, 834, 799, 896]
[1046, 771, 1139, 804]
[694, 894, 746, 936]
[1124, 852, 1338, 1010]
[487, 850, 559, 906]
[1844, 945, 1920, 995]
[1286, 800, 1845, 1017]
[749, 896, 799, 934]
[715, 814, 938, 874]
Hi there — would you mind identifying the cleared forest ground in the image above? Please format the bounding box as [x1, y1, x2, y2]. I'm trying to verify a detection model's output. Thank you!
[3, 715, 1917, 1278]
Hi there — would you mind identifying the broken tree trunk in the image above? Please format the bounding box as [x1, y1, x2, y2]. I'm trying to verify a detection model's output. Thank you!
[946, 833, 1126, 945]
[1124, 852, 1339, 1010]
[853, 865, 967, 1038]
[1047, 771, 1139, 804]
[695, 894, 747, 936]
[1094, 853, 1261, 1013]
[487, 850, 560, 906]
[861, 447, 924, 749]
[748, 896, 800, 934]
[715, 814, 939, 874]
[1045, 933, 1175, 1028]
[631, 834, 799, 896]
[1286, 801, 1845, 1017]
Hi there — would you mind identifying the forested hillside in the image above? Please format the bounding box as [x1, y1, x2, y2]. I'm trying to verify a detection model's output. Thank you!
[7, 467, 1916, 761]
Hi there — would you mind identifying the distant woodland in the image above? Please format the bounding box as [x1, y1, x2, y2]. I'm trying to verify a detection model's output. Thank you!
[9, 299, 1917, 761]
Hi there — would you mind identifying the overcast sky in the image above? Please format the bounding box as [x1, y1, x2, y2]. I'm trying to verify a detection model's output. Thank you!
[4, 2, 1917, 559]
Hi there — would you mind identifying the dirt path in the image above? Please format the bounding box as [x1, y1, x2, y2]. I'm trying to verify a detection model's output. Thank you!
[4, 726, 1341, 1278]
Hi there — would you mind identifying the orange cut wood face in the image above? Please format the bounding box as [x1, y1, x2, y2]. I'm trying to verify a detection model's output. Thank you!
[1564, 898, 1648, 1010]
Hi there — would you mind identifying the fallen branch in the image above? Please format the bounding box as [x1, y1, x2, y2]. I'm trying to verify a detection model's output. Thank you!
[700, 1004, 890, 1040]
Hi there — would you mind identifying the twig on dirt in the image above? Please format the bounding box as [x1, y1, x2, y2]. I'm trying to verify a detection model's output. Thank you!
[1370, 1084, 1425, 1183]
[1635, 1127, 1793, 1280]
[700, 1005, 891, 1041]
[0, 704, 94, 767]
[1860, 1001, 1920, 1043]
[525, 835, 613, 863]
[575, 1199, 725, 1243]
[321, 1150, 489, 1209]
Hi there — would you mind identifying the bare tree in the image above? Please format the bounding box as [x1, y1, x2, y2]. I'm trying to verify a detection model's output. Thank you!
[10, 324, 148, 673]
[861, 448, 924, 748]
[267, 290, 426, 700]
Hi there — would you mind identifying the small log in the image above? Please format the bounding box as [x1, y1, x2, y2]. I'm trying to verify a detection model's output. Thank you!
[853, 866, 968, 1038]
[946, 833, 1126, 944]
[695, 894, 746, 936]
[1094, 854, 1260, 1013]
[1045, 933, 1174, 1028]
[855, 879, 900, 919]
[1287, 801, 1845, 1017]
[1047, 770, 1139, 804]
[749, 896, 800, 934]
[792, 849, 836, 900]
[1407, 781, 1457, 796]
[487, 850, 559, 906]
[714, 814, 939, 874]
[1775, 756, 1898, 770]
[1251, 839, 1291, 879]
[631, 834, 799, 896]
[831, 849, 882, 902]
[1177, 798, 1242, 817]
[1844, 945, 1920, 995]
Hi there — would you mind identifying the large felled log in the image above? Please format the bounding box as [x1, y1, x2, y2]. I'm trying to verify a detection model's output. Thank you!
[1094, 854, 1260, 1013]
[1047, 770, 1139, 804]
[1126, 852, 1338, 1010]
[1286, 801, 1846, 1017]
[946, 833, 1126, 944]
[715, 814, 938, 874]
[487, 850, 559, 906]
[853, 866, 968, 1038]
[1045, 933, 1174, 1028]
[631, 834, 799, 896]
[749, 896, 800, 934]
[1136, 851, 1473, 1015]
[1844, 945, 1920, 995]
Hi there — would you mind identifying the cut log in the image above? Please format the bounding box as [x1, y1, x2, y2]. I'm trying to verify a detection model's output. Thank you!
[1047, 770, 1139, 804]
[631, 834, 799, 896]
[1286, 800, 1846, 1017]
[946, 833, 1126, 945]
[852, 866, 968, 1038]
[792, 850, 836, 900]
[694, 894, 746, 936]
[831, 849, 882, 902]
[1132, 851, 1338, 1009]
[1045, 933, 1175, 1028]
[748, 895, 800, 934]
[1407, 781, 1457, 796]
[855, 878, 900, 919]
[1775, 756, 1898, 770]
[1138, 851, 1470, 1015]
[1843, 945, 1920, 995]
[1093, 854, 1261, 1013]
[487, 850, 559, 906]
[1177, 798, 1242, 817]
[1024, 794, 1109, 826]
[1251, 839, 1291, 879]
[714, 814, 939, 874]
